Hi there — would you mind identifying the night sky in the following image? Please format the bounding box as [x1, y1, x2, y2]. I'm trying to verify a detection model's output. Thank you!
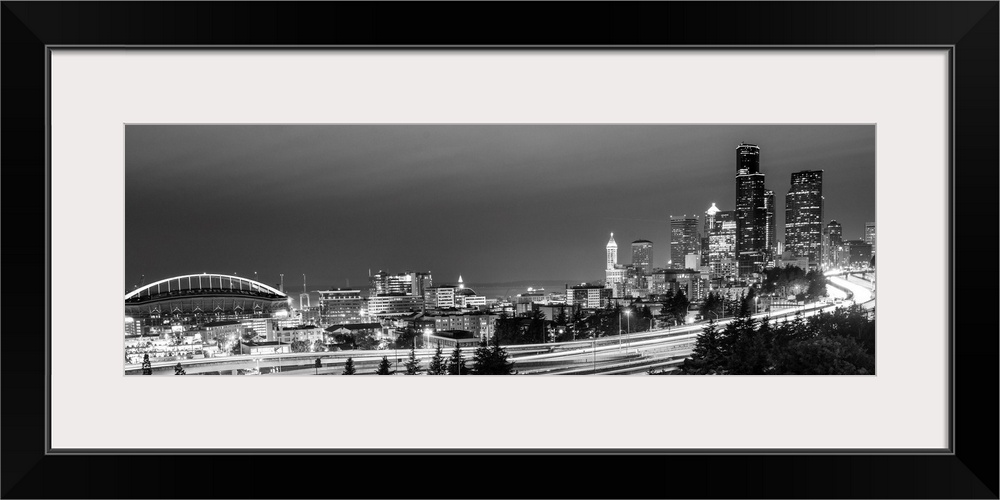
[125, 125, 875, 294]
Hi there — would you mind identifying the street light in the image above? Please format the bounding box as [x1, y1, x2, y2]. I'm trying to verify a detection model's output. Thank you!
[593, 333, 597, 374]
[625, 309, 632, 350]
[618, 309, 623, 351]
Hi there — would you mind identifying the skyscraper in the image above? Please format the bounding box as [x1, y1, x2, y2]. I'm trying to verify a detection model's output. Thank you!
[864, 222, 876, 255]
[822, 220, 844, 269]
[785, 170, 824, 266]
[708, 210, 737, 278]
[631, 240, 653, 275]
[735, 143, 767, 275]
[702, 203, 720, 266]
[670, 215, 699, 269]
[764, 189, 776, 256]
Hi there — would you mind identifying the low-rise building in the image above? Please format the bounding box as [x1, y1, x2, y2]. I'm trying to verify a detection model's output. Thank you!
[425, 330, 481, 349]
[325, 322, 385, 342]
[275, 325, 325, 345]
[367, 293, 424, 318]
[423, 311, 498, 340]
[318, 289, 366, 326]
[240, 341, 291, 356]
[566, 284, 609, 309]
[125, 335, 204, 364]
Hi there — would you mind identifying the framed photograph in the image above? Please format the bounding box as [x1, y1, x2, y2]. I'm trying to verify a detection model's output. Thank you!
[3, 2, 996, 498]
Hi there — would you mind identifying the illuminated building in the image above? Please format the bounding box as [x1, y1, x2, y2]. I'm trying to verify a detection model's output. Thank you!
[425, 286, 456, 309]
[845, 240, 873, 267]
[784, 170, 824, 267]
[123, 273, 290, 335]
[318, 288, 365, 325]
[631, 240, 653, 275]
[424, 311, 498, 340]
[370, 270, 433, 296]
[515, 291, 546, 315]
[455, 288, 487, 308]
[764, 189, 776, 256]
[125, 335, 204, 365]
[566, 284, 610, 309]
[734, 142, 768, 276]
[124, 317, 140, 337]
[605, 233, 626, 297]
[822, 220, 845, 269]
[325, 322, 384, 342]
[701, 203, 720, 266]
[865, 222, 876, 256]
[367, 294, 424, 318]
[425, 330, 481, 349]
[707, 209, 737, 278]
[649, 269, 706, 300]
[275, 324, 325, 345]
[670, 216, 699, 270]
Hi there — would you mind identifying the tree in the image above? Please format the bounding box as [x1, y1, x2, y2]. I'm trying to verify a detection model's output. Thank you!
[493, 312, 523, 345]
[312, 340, 326, 352]
[290, 339, 310, 353]
[446, 344, 467, 375]
[404, 347, 422, 375]
[679, 321, 725, 375]
[528, 309, 546, 343]
[639, 305, 654, 331]
[173, 362, 185, 375]
[230, 339, 242, 355]
[700, 291, 723, 320]
[569, 308, 587, 340]
[427, 345, 446, 375]
[351, 330, 380, 350]
[471, 335, 515, 375]
[342, 357, 356, 375]
[375, 356, 394, 375]
[142, 354, 152, 375]
[314, 357, 322, 375]
[554, 309, 568, 326]
[394, 327, 420, 350]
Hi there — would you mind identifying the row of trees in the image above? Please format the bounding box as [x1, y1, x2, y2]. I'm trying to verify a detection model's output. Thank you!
[339, 333, 516, 375]
[700, 287, 762, 320]
[493, 302, 663, 345]
[677, 303, 875, 375]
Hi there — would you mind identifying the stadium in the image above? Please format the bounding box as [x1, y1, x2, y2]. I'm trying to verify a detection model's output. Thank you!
[125, 273, 290, 332]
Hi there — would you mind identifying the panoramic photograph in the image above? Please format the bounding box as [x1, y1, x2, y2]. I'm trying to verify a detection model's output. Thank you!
[124, 124, 876, 375]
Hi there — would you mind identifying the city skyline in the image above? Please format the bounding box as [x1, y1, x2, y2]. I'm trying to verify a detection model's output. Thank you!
[125, 124, 875, 291]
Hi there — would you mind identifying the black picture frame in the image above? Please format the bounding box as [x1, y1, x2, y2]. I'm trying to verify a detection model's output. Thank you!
[2, 2, 996, 498]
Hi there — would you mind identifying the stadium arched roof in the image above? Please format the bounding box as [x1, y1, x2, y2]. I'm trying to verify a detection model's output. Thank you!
[125, 273, 286, 301]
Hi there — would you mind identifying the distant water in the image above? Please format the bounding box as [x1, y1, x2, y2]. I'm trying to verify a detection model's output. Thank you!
[467, 279, 597, 300]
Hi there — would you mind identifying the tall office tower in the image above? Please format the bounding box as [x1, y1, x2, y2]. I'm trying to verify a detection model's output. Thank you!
[369, 270, 388, 295]
[764, 189, 776, 256]
[410, 271, 433, 299]
[784, 170, 825, 266]
[670, 215, 699, 269]
[631, 240, 653, 275]
[734, 142, 768, 276]
[822, 220, 844, 269]
[864, 222, 876, 255]
[702, 203, 720, 266]
[708, 210, 737, 278]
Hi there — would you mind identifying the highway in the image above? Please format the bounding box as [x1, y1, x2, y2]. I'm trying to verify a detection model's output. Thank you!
[128, 271, 873, 375]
